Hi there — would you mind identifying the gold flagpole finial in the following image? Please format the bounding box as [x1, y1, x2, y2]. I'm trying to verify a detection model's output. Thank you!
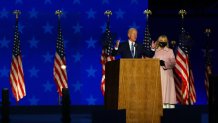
[205, 28, 212, 37]
[179, 9, 187, 19]
[104, 10, 112, 18]
[143, 9, 152, 20]
[55, 10, 63, 18]
[171, 40, 176, 48]
[13, 10, 21, 19]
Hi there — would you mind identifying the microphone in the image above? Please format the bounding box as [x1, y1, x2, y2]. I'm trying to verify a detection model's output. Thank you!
[134, 43, 137, 47]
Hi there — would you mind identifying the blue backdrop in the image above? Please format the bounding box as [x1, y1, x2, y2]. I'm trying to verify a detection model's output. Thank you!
[0, 0, 216, 105]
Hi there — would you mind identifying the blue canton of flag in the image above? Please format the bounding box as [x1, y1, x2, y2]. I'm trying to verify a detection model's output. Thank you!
[142, 24, 153, 58]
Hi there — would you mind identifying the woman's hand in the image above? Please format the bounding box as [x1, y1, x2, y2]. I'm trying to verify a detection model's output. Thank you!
[151, 40, 157, 49]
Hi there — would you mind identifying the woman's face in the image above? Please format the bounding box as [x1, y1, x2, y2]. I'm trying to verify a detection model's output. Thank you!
[158, 37, 168, 48]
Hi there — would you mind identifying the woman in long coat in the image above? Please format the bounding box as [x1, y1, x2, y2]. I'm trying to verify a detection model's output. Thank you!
[153, 35, 176, 109]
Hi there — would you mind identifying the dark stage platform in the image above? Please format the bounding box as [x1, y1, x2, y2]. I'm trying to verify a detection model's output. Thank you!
[161, 105, 208, 123]
[0, 106, 126, 123]
[0, 105, 210, 123]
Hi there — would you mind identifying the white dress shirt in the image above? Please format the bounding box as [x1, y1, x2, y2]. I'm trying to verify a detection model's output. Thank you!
[128, 40, 135, 56]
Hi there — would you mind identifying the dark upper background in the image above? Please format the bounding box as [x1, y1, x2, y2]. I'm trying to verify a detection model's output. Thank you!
[149, 0, 218, 104]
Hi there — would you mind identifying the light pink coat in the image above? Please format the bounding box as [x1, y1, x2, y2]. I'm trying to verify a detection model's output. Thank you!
[153, 47, 177, 104]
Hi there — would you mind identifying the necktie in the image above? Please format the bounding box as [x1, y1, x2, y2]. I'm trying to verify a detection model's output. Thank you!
[131, 42, 134, 58]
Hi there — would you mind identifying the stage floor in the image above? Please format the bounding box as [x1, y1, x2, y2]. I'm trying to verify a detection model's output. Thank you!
[0, 105, 209, 123]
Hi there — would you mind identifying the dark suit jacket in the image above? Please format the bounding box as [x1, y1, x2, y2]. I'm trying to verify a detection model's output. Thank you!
[112, 41, 154, 58]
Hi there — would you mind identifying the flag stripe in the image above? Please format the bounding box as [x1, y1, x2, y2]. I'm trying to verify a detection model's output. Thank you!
[55, 54, 67, 83]
[204, 64, 211, 100]
[54, 60, 67, 93]
[174, 72, 183, 103]
[54, 59, 67, 87]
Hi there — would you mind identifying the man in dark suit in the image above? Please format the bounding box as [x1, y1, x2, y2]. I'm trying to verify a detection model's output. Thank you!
[112, 28, 155, 58]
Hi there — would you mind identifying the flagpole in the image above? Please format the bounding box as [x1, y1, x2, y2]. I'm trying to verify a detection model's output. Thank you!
[171, 40, 177, 55]
[205, 28, 212, 74]
[205, 28, 212, 75]
[143, 9, 152, 57]
[103, 10, 112, 56]
[104, 10, 112, 23]
[179, 9, 191, 105]
[55, 10, 63, 105]
[101, 10, 113, 95]
[13, 10, 21, 105]
[13, 10, 21, 19]
[205, 28, 212, 101]
[143, 9, 152, 23]
[59, 94, 61, 105]
[205, 28, 212, 59]
[171, 40, 176, 48]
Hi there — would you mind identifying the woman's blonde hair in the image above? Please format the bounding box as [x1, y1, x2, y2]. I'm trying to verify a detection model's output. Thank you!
[156, 35, 169, 48]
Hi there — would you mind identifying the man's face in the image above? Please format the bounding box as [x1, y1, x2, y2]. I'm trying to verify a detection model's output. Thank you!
[128, 29, 137, 42]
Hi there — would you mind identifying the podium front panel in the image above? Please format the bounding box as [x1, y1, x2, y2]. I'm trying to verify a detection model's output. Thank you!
[105, 59, 162, 123]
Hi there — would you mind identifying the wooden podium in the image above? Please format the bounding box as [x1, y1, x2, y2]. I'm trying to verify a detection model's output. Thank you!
[105, 59, 163, 123]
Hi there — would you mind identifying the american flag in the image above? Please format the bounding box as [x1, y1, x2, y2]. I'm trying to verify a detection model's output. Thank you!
[174, 27, 196, 105]
[9, 12, 26, 102]
[100, 17, 115, 96]
[142, 24, 152, 57]
[204, 45, 212, 100]
[53, 14, 68, 96]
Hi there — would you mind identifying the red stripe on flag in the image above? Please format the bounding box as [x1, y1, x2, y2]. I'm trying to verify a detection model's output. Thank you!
[10, 56, 26, 102]
[174, 47, 196, 105]
[54, 54, 68, 95]
[100, 49, 115, 95]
